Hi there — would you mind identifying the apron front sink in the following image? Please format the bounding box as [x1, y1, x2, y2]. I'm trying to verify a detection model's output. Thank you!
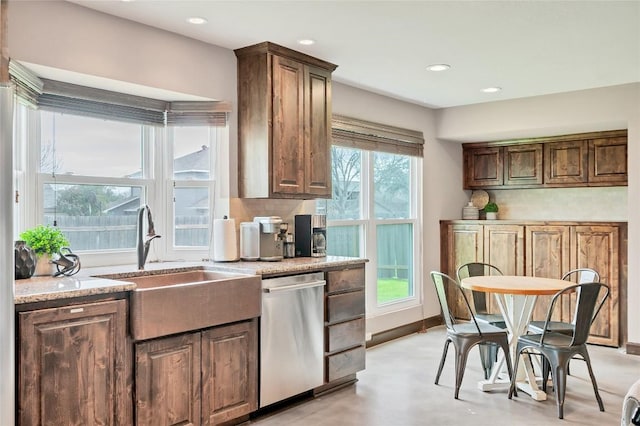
[128, 270, 261, 341]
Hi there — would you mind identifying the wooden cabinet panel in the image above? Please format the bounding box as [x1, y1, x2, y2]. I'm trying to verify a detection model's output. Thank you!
[504, 144, 543, 186]
[444, 224, 483, 319]
[18, 299, 128, 426]
[326, 267, 365, 293]
[201, 320, 258, 425]
[463, 146, 503, 188]
[327, 317, 365, 353]
[326, 346, 366, 382]
[272, 55, 305, 195]
[483, 225, 524, 276]
[305, 65, 332, 196]
[135, 333, 201, 426]
[545, 140, 588, 184]
[589, 136, 628, 184]
[327, 290, 365, 323]
[525, 225, 571, 322]
[571, 226, 619, 346]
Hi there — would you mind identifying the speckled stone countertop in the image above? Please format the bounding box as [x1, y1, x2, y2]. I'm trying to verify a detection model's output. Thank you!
[14, 256, 368, 304]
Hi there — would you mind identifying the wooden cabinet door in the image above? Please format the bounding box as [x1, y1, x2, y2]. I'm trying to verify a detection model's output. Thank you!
[484, 225, 525, 314]
[271, 55, 305, 196]
[545, 140, 588, 185]
[571, 225, 620, 346]
[201, 320, 258, 425]
[463, 146, 503, 188]
[504, 144, 543, 186]
[19, 299, 128, 426]
[135, 333, 201, 426]
[445, 224, 484, 318]
[525, 225, 571, 321]
[304, 65, 332, 197]
[589, 136, 628, 184]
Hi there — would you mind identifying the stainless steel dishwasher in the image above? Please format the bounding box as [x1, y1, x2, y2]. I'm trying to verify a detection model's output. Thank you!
[260, 272, 326, 407]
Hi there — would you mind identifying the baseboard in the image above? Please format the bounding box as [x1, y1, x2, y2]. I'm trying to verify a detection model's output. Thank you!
[627, 342, 640, 355]
[366, 315, 442, 348]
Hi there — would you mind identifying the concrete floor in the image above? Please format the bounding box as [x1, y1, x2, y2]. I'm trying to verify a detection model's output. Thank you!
[249, 325, 640, 425]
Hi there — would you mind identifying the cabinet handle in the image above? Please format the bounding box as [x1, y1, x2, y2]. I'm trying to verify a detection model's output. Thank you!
[69, 307, 84, 314]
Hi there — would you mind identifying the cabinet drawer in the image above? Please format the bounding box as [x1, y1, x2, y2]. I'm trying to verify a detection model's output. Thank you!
[326, 345, 366, 382]
[327, 290, 365, 323]
[327, 317, 365, 353]
[326, 267, 365, 293]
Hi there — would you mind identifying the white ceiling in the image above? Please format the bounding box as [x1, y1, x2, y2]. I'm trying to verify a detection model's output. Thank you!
[68, 0, 640, 109]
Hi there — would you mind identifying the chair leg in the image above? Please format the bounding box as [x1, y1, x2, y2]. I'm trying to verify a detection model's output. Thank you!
[582, 350, 605, 412]
[499, 338, 515, 398]
[454, 344, 471, 399]
[542, 358, 550, 392]
[552, 362, 568, 419]
[435, 339, 450, 385]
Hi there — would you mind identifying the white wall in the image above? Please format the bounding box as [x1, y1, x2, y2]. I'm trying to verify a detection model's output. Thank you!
[436, 83, 640, 346]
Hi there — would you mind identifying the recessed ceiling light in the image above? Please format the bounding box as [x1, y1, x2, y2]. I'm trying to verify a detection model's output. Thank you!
[482, 87, 502, 93]
[187, 17, 208, 25]
[298, 39, 315, 46]
[426, 64, 451, 72]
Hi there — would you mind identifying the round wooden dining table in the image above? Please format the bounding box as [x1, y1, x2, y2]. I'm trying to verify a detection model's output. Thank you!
[460, 275, 572, 401]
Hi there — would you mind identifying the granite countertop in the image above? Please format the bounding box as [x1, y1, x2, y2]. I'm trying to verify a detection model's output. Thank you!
[14, 256, 368, 304]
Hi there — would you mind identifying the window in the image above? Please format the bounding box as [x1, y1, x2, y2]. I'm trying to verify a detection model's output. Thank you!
[319, 115, 424, 320]
[11, 65, 230, 266]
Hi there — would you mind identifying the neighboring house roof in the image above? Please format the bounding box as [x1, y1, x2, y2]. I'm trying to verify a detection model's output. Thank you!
[174, 145, 210, 175]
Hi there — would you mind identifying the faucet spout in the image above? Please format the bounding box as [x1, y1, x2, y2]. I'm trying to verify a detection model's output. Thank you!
[137, 205, 161, 270]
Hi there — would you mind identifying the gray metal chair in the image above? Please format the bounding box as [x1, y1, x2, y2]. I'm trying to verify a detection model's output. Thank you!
[456, 262, 506, 379]
[528, 268, 600, 335]
[508, 282, 610, 419]
[431, 271, 514, 399]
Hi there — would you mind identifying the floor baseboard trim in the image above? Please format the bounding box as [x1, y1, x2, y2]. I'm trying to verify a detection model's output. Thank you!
[627, 342, 640, 355]
[366, 315, 442, 348]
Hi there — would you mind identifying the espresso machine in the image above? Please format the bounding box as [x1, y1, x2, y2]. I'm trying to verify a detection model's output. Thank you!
[253, 216, 284, 261]
[294, 214, 326, 257]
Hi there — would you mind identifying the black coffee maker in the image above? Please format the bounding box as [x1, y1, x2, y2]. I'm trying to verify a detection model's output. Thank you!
[294, 214, 326, 257]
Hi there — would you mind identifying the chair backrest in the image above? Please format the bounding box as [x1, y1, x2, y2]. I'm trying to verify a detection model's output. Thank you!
[562, 268, 600, 284]
[456, 262, 503, 314]
[430, 271, 480, 333]
[540, 282, 610, 346]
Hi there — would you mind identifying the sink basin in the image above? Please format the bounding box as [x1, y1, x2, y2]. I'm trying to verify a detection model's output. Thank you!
[127, 269, 261, 341]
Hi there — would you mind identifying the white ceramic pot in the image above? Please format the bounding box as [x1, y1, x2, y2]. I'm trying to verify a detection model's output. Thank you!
[485, 212, 498, 220]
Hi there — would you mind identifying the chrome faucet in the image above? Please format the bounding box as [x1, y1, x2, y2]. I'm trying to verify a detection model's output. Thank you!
[137, 205, 161, 270]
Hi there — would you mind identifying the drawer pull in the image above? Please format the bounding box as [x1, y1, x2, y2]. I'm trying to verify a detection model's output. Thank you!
[69, 308, 84, 314]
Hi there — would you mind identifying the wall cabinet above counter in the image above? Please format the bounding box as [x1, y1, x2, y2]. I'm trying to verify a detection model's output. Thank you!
[463, 129, 627, 190]
[235, 42, 338, 199]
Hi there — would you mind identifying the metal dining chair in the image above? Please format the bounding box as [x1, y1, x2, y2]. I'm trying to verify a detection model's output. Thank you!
[508, 282, 610, 419]
[456, 262, 506, 379]
[431, 271, 514, 399]
[528, 268, 600, 335]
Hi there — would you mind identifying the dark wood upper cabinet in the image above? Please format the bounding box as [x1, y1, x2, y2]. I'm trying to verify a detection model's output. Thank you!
[463, 129, 627, 189]
[235, 42, 337, 199]
[504, 144, 543, 186]
[544, 140, 588, 185]
[589, 136, 628, 184]
[463, 146, 503, 188]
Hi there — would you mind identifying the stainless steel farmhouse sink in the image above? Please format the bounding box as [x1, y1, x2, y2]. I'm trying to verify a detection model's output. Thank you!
[126, 270, 261, 341]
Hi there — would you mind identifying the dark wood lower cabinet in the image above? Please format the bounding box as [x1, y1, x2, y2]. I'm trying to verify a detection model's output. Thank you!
[324, 267, 366, 384]
[135, 319, 258, 426]
[18, 299, 128, 425]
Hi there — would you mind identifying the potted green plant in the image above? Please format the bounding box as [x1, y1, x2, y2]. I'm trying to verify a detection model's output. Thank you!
[484, 202, 499, 220]
[19, 225, 69, 276]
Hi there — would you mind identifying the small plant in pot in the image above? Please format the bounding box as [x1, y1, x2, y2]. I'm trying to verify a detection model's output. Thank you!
[484, 202, 499, 220]
[19, 225, 69, 276]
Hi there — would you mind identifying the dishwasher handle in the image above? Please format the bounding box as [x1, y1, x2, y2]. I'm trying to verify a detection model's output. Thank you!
[263, 280, 326, 293]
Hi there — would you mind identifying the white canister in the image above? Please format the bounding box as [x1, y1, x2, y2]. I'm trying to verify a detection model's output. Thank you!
[240, 221, 260, 261]
[462, 202, 479, 220]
